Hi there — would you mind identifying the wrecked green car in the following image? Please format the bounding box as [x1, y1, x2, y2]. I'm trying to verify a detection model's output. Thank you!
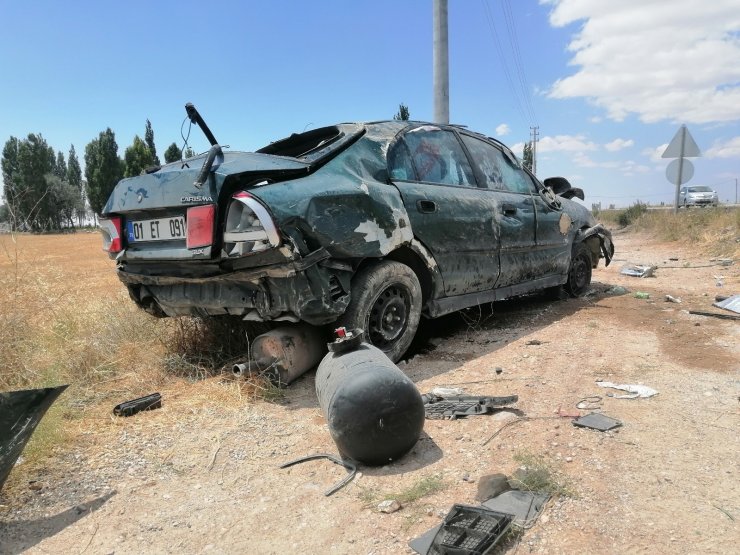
[100, 106, 614, 362]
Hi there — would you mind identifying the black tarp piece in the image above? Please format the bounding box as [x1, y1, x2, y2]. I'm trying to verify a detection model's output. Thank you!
[0, 385, 68, 492]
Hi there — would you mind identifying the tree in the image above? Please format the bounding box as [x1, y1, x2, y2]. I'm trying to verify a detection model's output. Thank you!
[164, 142, 181, 163]
[67, 145, 85, 226]
[183, 146, 196, 158]
[523, 141, 533, 171]
[85, 128, 123, 216]
[394, 103, 410, 121]
[54, 151, 67, 179]
[124, 135, 154, 177]
[7, 133, 56, 230]
[144, 119, 160, 165]
[46, 174, 84, 229]
[1, 137, 20, 227]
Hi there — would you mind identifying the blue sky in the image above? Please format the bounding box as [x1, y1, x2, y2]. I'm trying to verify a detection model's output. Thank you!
[1, 0, 738, 207]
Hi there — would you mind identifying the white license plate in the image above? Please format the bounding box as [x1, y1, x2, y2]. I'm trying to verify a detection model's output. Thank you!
[127, 216, 186, 242]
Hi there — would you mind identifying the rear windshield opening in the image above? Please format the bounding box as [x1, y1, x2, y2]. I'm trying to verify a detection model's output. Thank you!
[257, 126, 344, 159]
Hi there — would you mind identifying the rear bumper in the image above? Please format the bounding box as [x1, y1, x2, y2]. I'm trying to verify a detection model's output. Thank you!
[118, 248, 351, 325]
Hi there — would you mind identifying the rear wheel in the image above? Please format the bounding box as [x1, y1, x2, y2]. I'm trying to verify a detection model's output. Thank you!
[338, 261, 422, 362]
[564, 242, 593, 297]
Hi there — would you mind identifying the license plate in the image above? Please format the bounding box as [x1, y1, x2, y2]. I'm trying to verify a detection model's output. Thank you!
[127, 216, 186, 242]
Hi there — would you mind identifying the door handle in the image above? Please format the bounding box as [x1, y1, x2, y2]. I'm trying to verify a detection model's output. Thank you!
[502, 203, 517, 216]
[417, 200, 437, 213]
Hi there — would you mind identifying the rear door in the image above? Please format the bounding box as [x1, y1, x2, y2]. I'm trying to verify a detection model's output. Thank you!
[458, 134, 538, 287]
[388, 126, 501, 296]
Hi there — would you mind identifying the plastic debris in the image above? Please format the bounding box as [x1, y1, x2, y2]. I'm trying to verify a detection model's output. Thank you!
[665, 295, 682, 303]
[409, 504, 513, 555]
[113, 393, 162, 417]
[1, 385, 68, 491]
[422, 393, 518, 420]
[713, 294, 740, 314]
[621, 264, 656, 278]
[573, 412, 622, 432]
[575, 395, 602, 410]
[634, 292, 650, 299]
[431, 387, 464, 397]
[596, 381, 658, 399]
[482, 490, 550, 529]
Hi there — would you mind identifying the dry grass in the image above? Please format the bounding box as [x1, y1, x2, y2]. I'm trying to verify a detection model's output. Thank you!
[0, 232, 276, 467]
[599, 205, 740, 258]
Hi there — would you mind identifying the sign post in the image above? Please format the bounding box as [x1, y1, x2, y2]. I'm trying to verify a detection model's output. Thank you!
[662, 125, 701, 213]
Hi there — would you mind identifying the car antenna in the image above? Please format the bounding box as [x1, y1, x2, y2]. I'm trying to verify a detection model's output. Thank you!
[185, 103, 218, 146]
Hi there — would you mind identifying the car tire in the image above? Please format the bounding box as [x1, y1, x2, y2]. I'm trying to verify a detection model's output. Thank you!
[337, 261, 422, 363]
[564, 242, 593, 297]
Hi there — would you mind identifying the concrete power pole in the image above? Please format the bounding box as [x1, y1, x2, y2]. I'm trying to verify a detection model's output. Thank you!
[530, 126, 539, 175]
[433, 0, 449, 125]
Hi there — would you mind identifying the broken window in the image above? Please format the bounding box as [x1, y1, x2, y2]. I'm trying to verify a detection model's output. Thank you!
[461, 135, 535, 195]
[388, 127, 475, 187]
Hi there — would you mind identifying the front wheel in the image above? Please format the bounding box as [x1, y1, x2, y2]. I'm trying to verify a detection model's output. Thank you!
[564, 243, 593, 297]
[337, 261, 422, 362]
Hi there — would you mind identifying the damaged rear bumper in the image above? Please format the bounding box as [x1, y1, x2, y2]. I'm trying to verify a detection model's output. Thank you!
[117, 248, 351, 325]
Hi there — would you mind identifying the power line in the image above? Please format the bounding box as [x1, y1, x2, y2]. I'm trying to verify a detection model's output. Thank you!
[481, 0, 529, 125]
[502, 0, 537, 125]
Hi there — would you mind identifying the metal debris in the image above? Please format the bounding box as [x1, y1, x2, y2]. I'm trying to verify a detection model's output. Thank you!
[713, 294, 740, 314]
[573, 412, 622, 432]
[689, 310, 740, 321]
[279, 453, 357, 497]
[422, 393, 518, 420]
[621, 264, 657, 278]
[665, 295, 682, 303]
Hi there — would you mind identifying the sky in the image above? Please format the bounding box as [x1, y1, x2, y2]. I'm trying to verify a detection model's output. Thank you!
[1, 0, 738, 207]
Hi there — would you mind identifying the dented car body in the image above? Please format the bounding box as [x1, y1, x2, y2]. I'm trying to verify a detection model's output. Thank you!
[101, 113, 613, 361]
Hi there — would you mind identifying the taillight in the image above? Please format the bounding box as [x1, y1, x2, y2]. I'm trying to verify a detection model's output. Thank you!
[99, 216, 123, 253]
[186, 204, 216, 249]
[223, 192, 280, 257]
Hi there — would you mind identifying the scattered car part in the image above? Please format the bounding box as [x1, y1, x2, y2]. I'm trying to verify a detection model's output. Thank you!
[713, 294, 740, 314]
[596, 381, 658, 399]
[411, 504, 514, 555]
[689, 310, 740, 321]
[621, 264, 656, 278]
[112, 393, 162, 417]
[315, 329, 425, 466]
[482, 490, 550, 529]
[665, 295, 682, 303]
[1, 385, 68, 491]
[422, 393, 518, 420]
[232, 324, 325, 385]
[573, 412, 622, 432]
[575, 396, 603, 410]
[278, 453, 356, 496]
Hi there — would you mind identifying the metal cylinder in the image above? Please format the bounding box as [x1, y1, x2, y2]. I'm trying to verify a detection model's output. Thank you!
[315, 340, 424, 466]
[249, 324, 325, 385]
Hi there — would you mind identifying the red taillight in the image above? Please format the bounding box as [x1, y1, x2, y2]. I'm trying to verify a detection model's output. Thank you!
[100, 216, 123, 253]
[186, 204, 215, 249]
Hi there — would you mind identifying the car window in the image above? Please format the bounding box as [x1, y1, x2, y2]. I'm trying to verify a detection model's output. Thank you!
[461, 135, 534, 194]
[389, 126, 475, 187]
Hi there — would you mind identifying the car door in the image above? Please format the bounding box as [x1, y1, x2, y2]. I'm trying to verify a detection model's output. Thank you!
[458, 134, 538, 288]
[388, 126, 501, 296]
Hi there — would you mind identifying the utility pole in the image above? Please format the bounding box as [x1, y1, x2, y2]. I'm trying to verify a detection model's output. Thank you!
[735, 177, 738, 205]
[433, 0, 449, 124]
[530, 126, 539, 175]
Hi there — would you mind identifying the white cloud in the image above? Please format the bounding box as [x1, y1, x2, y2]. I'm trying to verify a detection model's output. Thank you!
[589, 116, 602, 123]
[543, 0, 740, 124]
[495, 123, 511, 136]
[538, 134, 597, 152]
[705, 136, 740, 158]
[604, 138, 634, 152]
[642, 144, 669, 162]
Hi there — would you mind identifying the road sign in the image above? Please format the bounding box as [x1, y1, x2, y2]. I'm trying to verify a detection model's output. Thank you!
[662, 125, 701, 158]
[665, 158, 694, 185]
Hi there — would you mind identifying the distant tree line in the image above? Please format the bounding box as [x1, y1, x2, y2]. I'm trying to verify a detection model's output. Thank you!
[1, 120, 194, 231]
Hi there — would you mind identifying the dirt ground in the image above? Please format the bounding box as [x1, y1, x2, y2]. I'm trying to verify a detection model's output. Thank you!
[1, 230, 738, 554]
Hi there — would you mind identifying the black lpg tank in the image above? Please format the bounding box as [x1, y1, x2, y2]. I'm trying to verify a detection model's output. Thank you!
[315, 329, 425, 466]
